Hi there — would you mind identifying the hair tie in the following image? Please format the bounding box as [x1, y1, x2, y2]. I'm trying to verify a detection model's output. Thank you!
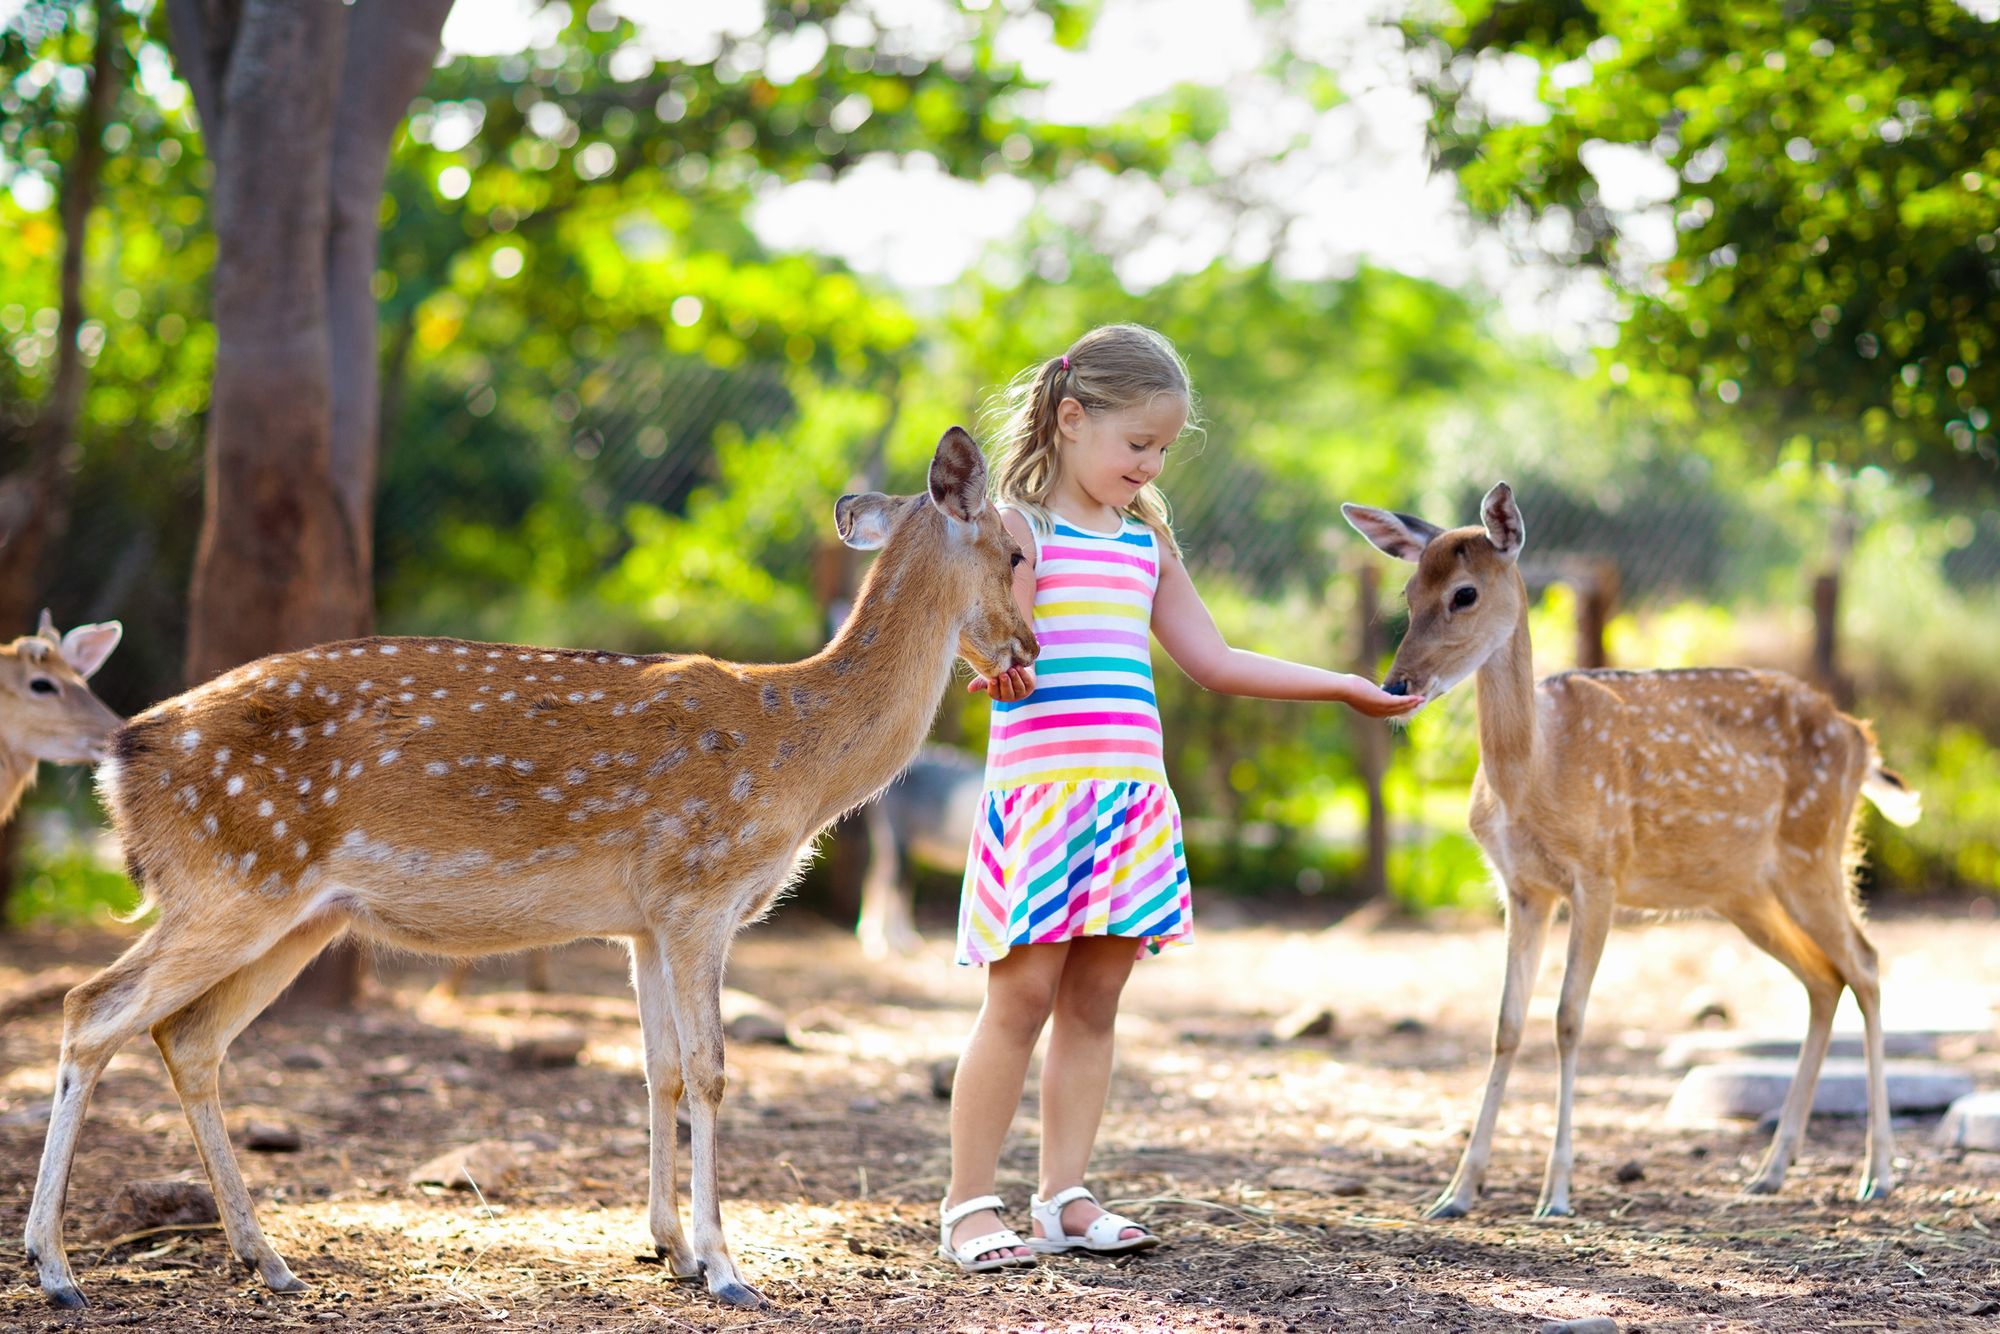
[1059, 354, 1070, 371]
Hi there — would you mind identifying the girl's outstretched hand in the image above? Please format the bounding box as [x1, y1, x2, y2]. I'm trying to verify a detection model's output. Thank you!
[969, 664, 1036, 702]
[1345, 677, 1427, 718]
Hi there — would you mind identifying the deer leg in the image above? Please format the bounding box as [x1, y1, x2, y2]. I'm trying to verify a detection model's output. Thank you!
[1426, 886, 1555, 1220]
[151, 916, 347, 1294]
[1724, 901, 1842, 1196]
[1536, 885, 1616, 1218]
[661, 924, 762, 1308]
[27, 909, 309, 1307]
[1772, 886, 1894, 1200]
[631, 933, 697, 1278]
[856, 801, 910, 959]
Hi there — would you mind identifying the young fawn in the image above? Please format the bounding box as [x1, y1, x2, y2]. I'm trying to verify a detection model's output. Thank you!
[1, 611, 124, 822]
[27, 428, 1036, 1311]
[1345, 483, 1918, 1220]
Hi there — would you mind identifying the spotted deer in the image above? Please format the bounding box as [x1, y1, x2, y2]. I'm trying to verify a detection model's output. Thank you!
[1344, 483, 1918, 1221]
[1, 612, 125, 822]
[26, 428, 1036, 1311]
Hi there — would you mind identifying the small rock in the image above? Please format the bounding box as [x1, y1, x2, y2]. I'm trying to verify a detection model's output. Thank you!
[929, 1056, 957, 1100]
[721, 989, 792, 1046]
[848, 1097, 880, 1114]
[1614, 1160, 1644, 1184]
[506, 1028, 585, 1070]
[243, 1120, 302, 1152]
[1540, 1320, 1618, 1334]
[408, 1141, 521, 1193]
[97, 1179, 219, 1239]
[786, 1005, 847, 1040]
[278, 1044, 333, 1071]
[1272, 1002, 1337, 1042]
[1967, 1298, 2000, 1316]
[513, 1129, 561, 1152]
[1686, 989, 1731, 1028]
[1388, 1016, 1428, 1036]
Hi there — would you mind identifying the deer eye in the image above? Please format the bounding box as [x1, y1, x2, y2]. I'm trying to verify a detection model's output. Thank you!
[1009, 552, 1024, 569]
[1450, 586, 1478, 610]
[29, 677, 59, 696]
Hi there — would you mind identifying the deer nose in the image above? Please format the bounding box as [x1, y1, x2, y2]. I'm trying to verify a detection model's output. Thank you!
[1383, 679, 1409, 697]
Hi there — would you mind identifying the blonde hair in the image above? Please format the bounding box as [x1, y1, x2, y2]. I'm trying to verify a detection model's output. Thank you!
[982, 323, 1199, 558]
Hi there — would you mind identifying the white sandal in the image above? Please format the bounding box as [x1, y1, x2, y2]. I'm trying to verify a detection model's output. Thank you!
[1028, 1185, 1160, 1255]
[937, 1194, 1037, 1273]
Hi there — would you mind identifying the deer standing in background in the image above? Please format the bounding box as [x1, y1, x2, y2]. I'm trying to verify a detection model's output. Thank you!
[26, 428, 1036, 1311]
[1, 612, 124, 822]
[1344, 483, 1918, 1220]
[855, 744, 984, 958]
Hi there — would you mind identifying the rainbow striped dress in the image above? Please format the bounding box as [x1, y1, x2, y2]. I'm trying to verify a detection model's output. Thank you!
[956, 510, 1193, 966]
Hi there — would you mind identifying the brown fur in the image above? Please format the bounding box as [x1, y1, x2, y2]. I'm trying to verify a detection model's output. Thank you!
[26, 429, 1035, 1311]
[1345, 483, 1913, 1220]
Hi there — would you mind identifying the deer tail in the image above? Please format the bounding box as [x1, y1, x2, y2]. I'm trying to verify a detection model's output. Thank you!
[1861, 762, 1922, 828]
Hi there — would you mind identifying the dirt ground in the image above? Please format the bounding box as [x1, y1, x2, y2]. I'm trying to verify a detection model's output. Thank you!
[6, 901, 2000, 1332]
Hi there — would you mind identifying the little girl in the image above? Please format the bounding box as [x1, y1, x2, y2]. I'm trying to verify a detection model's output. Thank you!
[937, 324, 1425, 1271]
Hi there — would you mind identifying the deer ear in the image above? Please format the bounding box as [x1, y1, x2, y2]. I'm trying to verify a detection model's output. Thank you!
[927, 426, 988, 524]
[59, 621, 122, 679]
[834, 493, 897, 551]
[1341, 504, 1443, 563]
[1481, 482, 1525, 560]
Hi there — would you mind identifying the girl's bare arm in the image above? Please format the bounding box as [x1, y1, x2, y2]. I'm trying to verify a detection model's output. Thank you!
[1150, 546, 1423, 717]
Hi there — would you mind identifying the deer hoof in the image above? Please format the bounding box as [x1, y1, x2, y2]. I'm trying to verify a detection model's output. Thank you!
[1855, 1176, 1893, 1203]
[1741, 1175, 1781, 1196]
[655, 1244, 701, 1282]
[1532, 1199, 1574, 1219]
[713, 1278, 765, 1309]
[42, 1281, 86, 1310]
[1421, 1197, 1469, 1221]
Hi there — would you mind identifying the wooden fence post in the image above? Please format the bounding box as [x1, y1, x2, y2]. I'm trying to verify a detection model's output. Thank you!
[1574, 558, 1619, 671]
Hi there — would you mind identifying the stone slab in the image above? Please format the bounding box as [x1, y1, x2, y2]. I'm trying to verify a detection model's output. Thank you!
[1936, 1091, 2000, 1150]
[1666, 1059, 1972, 1123]
[1658, 1028, 1964, 1071]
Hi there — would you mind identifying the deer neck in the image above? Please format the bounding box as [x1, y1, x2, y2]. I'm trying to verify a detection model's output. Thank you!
[776, 541, 963, 823]
[1472, 592, 1540, 808]
[0, 745, 36, 826]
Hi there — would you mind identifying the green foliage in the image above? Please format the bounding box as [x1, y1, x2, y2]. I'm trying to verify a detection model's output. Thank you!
[7, 842, 138, 928]
[1388, 830, 1494, 914]
[1408, 0, 2000, 489]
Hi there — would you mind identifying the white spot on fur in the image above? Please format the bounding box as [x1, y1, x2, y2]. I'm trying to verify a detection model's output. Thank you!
[323, 787, 338, 804]
[226, 775, 245, 797]
[425, 761, 449, 776]
[179, 729, 201, 751]
[379, 749, 401, 766]
[380, 644, 400, 655]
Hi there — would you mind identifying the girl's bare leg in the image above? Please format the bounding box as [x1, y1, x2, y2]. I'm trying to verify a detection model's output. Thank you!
[1036, 935, 1143, 1241]
[944, 943, 1067, 1260]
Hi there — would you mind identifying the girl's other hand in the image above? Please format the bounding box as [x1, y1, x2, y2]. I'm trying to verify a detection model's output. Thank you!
[1345, 678, 1426, 718]
[969, 664, 1036, 702]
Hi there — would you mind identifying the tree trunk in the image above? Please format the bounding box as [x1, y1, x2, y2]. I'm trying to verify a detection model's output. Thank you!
[0, 2, 122, 926]
[166, 0, 450, 1008]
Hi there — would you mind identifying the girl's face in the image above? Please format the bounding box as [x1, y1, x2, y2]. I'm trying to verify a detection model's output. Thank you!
[1054, 393, 1188, 514]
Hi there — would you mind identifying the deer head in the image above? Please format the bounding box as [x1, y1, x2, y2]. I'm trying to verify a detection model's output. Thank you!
[1342, 482, 1527, 708]
[834, 425, 1036, 679]
[2, 612, 124, 764]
